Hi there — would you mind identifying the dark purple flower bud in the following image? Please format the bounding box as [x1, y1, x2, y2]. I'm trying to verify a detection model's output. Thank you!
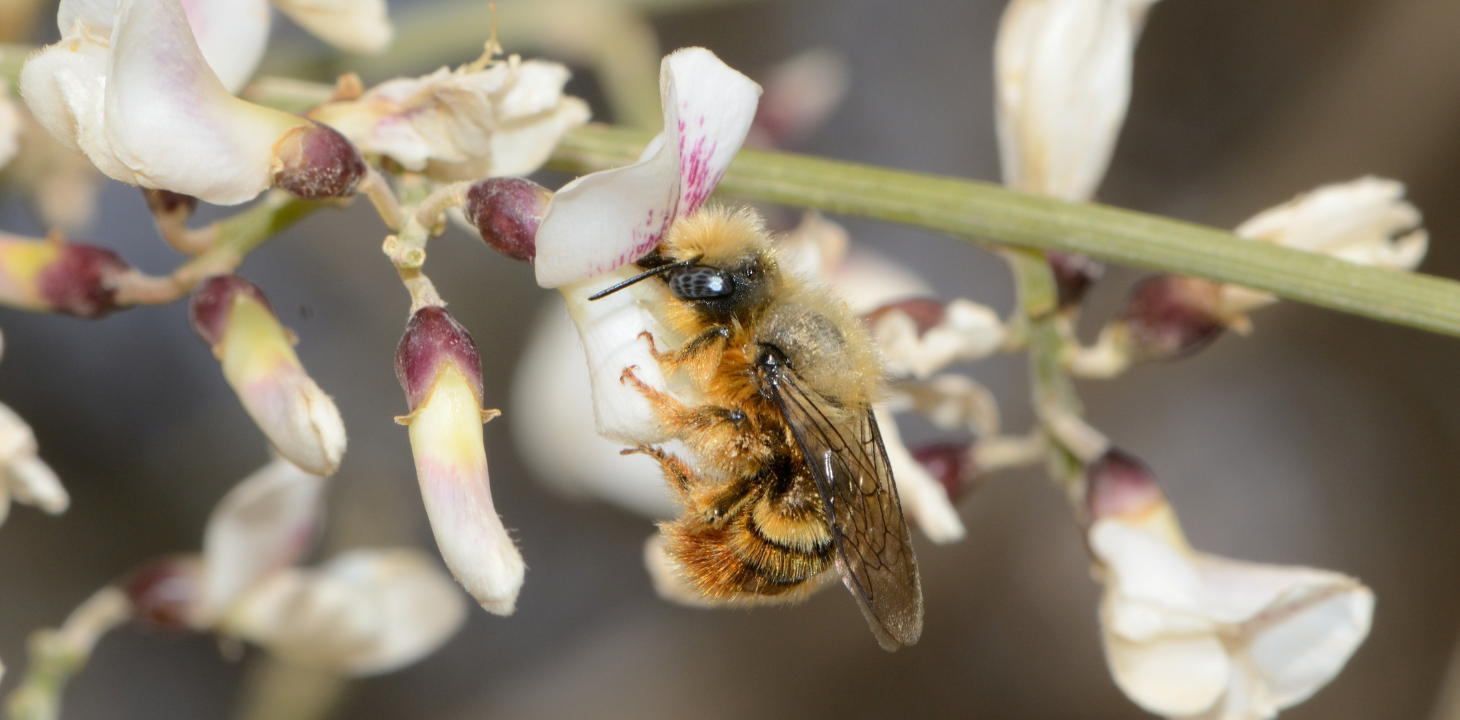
[141, 188, 198, 221]
[124, 556, 201, 631]
[36, 244, 132, 318]
[463, 177, 552, 263]
[189, 275, 273, 347]
[396, 306, 484, 413]
[271, 121, 368, 200]
[1122, 275, 1226, 360]
[1047, 251, 1104, 308]
[1084, 448, 1166, 524]
[912, 441, 980, 504]
[863, 298, 946, 336]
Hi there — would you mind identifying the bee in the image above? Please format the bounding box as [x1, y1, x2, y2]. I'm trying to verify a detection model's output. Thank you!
[589, 206, 923, 650]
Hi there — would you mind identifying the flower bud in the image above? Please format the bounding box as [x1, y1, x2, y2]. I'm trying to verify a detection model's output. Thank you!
[463, 177, 552, 263]
[270, 121, 368, 200]
[124, 556, 203, 631]
[1120, 275, 1228, 360]
[0, 234, 131, 318]
[395, 306, 523, 615]
[1083, 448, 1165, 524]
[189, 276, 346, 476]
[1046, 251, 1104, 308]
[912, 442, 980, 504]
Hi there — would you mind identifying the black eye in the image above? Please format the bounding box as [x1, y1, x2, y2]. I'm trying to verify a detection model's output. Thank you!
[668, 266, 735, 300]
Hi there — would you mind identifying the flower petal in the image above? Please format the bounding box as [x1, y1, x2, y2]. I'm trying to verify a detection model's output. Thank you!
[223, 549, 467, 676]
[1234, 176, 1427, 270]
[0, 82, 21, 171]
[201, 458, 326, 622]
[182, 0, 272, 94]
[104, 0, 312, 204]
[309, 59, 588, 182]
[995, 0, 1160, 201]
[406, 366, 524, 615]
[868, 298, 1005, 380]
[1102, 630, 1230, 716]
[534, 47, 761, 288]
[272, 0, 393, 56]
[18, 28, 137, 183]
[193, 277, 347, 476]
[511, 297, 679, 518]
[873, 405, 964, 543]
[0, 402, 68, 516]
[560, 271, 683, 444]
[1242, 580, 1372, 709]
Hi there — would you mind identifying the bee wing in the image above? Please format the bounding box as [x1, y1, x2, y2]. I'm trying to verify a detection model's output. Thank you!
[766, 365, 924, 650]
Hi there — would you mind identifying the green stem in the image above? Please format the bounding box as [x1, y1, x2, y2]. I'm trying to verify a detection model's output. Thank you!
[550, 124, 1460, 340]
[1000, 249, 1085, 487]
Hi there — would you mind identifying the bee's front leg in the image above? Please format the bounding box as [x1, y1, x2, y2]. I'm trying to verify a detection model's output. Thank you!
[638, 327, 731, 380]
[620, 365, 746, 435]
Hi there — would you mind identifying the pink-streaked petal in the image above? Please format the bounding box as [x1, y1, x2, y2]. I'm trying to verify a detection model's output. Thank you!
[534, 47, 761, 288]
[202, 458, 326, 622]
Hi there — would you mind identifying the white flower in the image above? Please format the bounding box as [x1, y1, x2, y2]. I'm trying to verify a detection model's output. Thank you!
[220, 549, 466, 676]
[0, 82, 20, 172]
[866, 298, 1005, 380]
[20, 0, 366, 205]
[511, 298, 679, 518]
[190, 276, 347, 477]
[133, 458, 467, 676]
[310, 57, 589, 182]
[396, 306, 524, 615]
[1218, 176, 1429, 316]
[270, 0, 392, 57]
[196, 457, 328, 624]
[178, 0, 390, 93]
[1085, 451, 1373, 719]
[0, 401, 68, 526]
[995, 0, 1161, 201]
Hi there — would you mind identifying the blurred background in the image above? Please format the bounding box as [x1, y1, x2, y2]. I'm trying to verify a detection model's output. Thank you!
[2, 0, 1460, 717]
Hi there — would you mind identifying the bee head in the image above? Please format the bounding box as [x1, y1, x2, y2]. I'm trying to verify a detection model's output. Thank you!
[590, 206, 780, 323]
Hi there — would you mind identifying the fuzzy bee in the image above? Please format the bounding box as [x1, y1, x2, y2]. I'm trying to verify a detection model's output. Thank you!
[590, 206, 923, 650]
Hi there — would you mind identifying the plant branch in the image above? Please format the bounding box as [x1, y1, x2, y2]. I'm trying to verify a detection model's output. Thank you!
[549, 124, 1460, 340]
[114, 193, 324, 306]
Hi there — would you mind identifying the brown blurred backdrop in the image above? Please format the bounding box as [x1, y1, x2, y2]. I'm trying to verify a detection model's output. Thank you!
[1, 0, 1459, 718]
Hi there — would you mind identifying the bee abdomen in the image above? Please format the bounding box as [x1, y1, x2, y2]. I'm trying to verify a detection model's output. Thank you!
[665, 514, 833, 599]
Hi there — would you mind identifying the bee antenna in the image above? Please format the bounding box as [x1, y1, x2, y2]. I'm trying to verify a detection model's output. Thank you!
[588, 256, 704, 301]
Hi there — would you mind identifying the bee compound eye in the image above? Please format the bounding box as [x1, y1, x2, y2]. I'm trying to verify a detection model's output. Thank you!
[669, 266, 736, 300]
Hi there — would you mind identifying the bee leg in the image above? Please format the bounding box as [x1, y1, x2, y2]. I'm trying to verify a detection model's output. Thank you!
[622, 445, 699, 502]
[621, 367, 747, 434]
[638, 327, 730, 376]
